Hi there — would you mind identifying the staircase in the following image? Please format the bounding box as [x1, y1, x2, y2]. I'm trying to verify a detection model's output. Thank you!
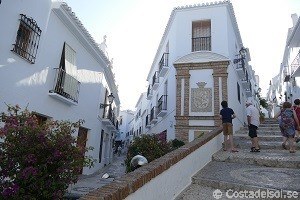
[176, 119, 300, 200]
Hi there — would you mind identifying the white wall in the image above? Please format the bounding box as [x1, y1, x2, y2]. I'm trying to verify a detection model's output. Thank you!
[124, 133, 223, 200]
[0, 1, 119, 175]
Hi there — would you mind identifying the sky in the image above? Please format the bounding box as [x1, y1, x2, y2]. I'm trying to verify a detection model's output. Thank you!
[63, 0, 300, 110]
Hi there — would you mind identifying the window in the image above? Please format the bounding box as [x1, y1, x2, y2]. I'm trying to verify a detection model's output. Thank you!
[192, 20, 211, 51]
[50, 42, 80, 103]
[237, 82, 241, 103]
[77, 127, 88, 173]
[99, 130, 104, 163]
[33, 113, 49, 125]
[12, 14, 42, 64]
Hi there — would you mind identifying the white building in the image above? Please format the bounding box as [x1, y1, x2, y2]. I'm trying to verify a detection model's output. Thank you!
[0, 0, 120, 175]
[117, 109, 135, 147]
[267, 13, 300, 116]
[133, 1, 259, 143]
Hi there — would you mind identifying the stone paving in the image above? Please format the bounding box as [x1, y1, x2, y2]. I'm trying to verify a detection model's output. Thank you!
[176, 119, 300, 200]
[65, 150, 127, 199]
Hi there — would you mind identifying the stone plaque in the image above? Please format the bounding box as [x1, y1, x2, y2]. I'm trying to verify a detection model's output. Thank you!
[191, 82, 212, 112]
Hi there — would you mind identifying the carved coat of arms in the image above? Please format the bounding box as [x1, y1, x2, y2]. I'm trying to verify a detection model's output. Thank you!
[191, 82, 212, 112]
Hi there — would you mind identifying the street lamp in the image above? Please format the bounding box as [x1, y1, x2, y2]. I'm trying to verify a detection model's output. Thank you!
[100, 93, 115, 108]
[255, 88, 262, 97]
[233, 47, 247, 64]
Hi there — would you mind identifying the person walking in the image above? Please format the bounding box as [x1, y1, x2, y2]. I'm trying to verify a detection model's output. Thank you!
[219, 100, 238, 152]
[117, 145, 122, 156]
[245, 100, 260, 152]
[274, 101, 299, 153]
[292, 98, 300, 143]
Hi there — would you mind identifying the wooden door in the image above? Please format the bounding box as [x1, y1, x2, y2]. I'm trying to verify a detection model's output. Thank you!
[77, 127, 88, 174]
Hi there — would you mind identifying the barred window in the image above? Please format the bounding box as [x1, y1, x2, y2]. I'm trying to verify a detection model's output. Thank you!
[192, 20, 211, 51]
[237, 82, 241, 103]
[12, 14, 42, 64]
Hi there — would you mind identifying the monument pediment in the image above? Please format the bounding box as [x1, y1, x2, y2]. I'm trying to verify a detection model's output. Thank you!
[174, 51, 230, 64]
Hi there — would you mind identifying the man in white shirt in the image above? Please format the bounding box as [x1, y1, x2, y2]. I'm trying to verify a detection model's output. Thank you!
[246, 100, 260, 152]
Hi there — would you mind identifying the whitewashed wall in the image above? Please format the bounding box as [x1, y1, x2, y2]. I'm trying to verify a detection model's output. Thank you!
[124, 133, 223, 200]
[141, 4, 250, 141]
[0, 1, 119, 175]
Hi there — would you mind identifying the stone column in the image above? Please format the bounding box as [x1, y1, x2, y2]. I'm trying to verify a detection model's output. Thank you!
[174, 65, 190, 142]
[213, 65, 228, 126]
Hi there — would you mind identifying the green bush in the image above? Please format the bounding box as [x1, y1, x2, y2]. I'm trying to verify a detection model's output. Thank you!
[125, 134, 171, 172]
[171, 138, 185, 150]
[125, 135, 185, 172]
[0, 105, 94, 199]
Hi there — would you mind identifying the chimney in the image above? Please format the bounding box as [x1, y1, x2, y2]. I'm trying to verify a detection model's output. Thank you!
[291, 13, 298, 27]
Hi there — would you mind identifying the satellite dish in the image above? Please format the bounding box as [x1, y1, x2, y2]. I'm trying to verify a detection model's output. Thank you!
[130, 155, 148, 169]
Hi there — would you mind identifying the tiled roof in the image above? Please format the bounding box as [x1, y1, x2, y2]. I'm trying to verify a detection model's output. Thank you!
[60, 2, 110, 64]
[52, 2, 120, 104]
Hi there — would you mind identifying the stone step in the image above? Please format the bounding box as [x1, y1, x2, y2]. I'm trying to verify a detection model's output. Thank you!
[263, 119, 279, 123]
[192, 161, 300, 193]
[238, 125, 280, 129]
[175, 184, 269, 200]
[234, 134, 282, 142]
[212, 149, 300, 169]
[259, 124, 280, 127]
[235, 140, 300, 150]
[175, 185, 223, 200]
[236, 130, 282, 135]
[175, 184, 289, 200]
[236, 127, 281, 132]
[235, 128, 281, 134]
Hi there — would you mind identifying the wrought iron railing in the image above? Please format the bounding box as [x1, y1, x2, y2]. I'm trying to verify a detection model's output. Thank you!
[145, 115, 150, 127]
[157, 95, 167, 114]
[291, 51, 300, 76]
[11, 14, 42, 64]
[158, 53, 169, 73]
[103, 107, 116, 126]
[150, 107, 157, 122]
[49, 68, 80, 103]
[234, 54, 246, 72]
[147, 85, 152, 97]
[152, 71, 159, 86]
[192, 36, 211, 51]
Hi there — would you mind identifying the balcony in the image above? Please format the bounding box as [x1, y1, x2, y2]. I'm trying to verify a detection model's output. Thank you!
[49, 68, 80, 105]
[241, 79, 251, 90]
[291, 51, 300, 77]
[158, 53, 169, 77]
[101, 109, 117, 131]
[234, 55, 246, 79]
[245, 88, 252, 98]
[150, 106, 158, 124]
[192, 36, 211, 51]
[157, 95, 167, 117]
[147, 85, 153, 100]
[145, 114, 151, 128]
[152, 71, 159, 90]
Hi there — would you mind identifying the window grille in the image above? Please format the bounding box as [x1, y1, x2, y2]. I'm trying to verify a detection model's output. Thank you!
[12, 14, 42, 64]
[237, 82, 241, 103]
[192, 20, 211, 51]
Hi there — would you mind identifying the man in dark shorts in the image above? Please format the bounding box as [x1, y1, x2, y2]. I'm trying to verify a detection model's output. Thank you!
[220, 101, 238, 152]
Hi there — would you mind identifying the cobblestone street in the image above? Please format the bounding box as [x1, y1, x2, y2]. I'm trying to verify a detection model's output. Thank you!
[65, 149, 127, 199]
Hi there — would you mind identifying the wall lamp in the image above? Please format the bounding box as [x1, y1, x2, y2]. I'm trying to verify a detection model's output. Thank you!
[100, 93, 115, 108]
[233, 47, 247, 64]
